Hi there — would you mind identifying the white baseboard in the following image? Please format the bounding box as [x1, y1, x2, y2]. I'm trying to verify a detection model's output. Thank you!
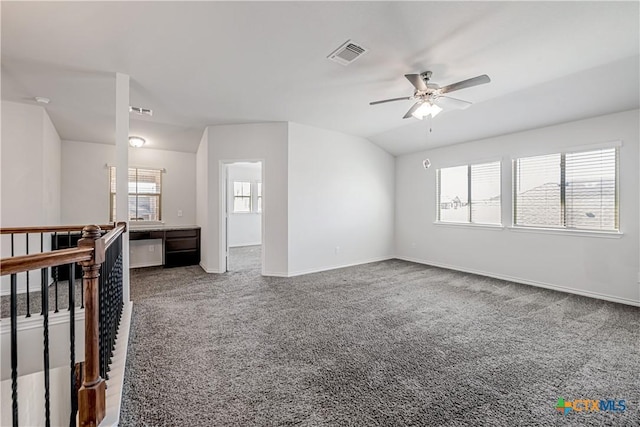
[199, 262, 224, 274]
[102, 301, 133, 427]
[285, 256, 394, 278]
[262, 270, 289, 277]
[396, 255, 640, 307]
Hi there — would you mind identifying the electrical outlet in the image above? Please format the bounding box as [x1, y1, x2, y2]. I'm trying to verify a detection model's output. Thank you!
[149, 245, 154, 252]
[178, 209, 183, 217]
[335, 246, 340, 254]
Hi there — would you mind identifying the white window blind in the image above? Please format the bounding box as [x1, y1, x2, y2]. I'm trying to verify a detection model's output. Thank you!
[233, 181, 252, 212]
[470, 162, 501, 224]
[437, 161, 501, 225]
[110, 167, 162, 221]
[514, 147, 618, 231]
[514, 153, 562, 227]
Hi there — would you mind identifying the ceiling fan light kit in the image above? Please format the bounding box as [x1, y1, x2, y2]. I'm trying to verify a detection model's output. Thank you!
[412, 102, 442, 120]
[370, 71, 491, 120]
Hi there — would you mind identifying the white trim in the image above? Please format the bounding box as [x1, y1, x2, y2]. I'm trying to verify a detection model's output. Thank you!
[199, 262, 224, 274]
[262, 271, 290, 278]
[395, 256, 639, 307]
[285, 256, 394, 278]
[105, 163, 167, 173]
[509, 139, 622, 160]
[433, 222, 504, 230]
[0, 309, 85, 333]
[435, 156, 504, 170]
[508, 226, 623, 238]
[101, 301, 133, 427]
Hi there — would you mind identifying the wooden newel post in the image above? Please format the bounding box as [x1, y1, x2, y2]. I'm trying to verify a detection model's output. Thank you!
[78, 225, 106, 427]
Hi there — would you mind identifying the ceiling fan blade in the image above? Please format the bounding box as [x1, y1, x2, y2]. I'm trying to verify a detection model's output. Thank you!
[405, 74, 428, 91]
[403, 102, 423, 119]
[439, 74, 491, 94]
[436, 95, 472, 110]
[369, 96, 411, 106]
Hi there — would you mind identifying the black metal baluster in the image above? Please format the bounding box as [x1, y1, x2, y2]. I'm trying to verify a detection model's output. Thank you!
[41, 268, 51, 427]
[99, 261, 106, 380]
[75, 231, 84, 309]
[68, 263, 77, 427]
[45, 232, 58, 313]
[53, 232, 59, 311]
[11, 273, 19, 427]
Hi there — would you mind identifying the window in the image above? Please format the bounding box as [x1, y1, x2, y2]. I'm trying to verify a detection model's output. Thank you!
[437, 161, 501, 225]
[257, 182, 262, 212]
[513, 147, 618, 231]
[109, 167, 162, 221]
[233, 181, 252, 212]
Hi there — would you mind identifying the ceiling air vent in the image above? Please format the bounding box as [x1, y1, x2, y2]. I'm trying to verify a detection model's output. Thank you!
[327, 40, 368, 66]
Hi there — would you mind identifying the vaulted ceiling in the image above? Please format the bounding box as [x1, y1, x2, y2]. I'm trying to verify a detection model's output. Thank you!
[2, 2, 638, 155]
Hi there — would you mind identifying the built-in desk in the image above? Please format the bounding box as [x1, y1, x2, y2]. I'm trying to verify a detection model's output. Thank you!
[129, 225, 201, 268]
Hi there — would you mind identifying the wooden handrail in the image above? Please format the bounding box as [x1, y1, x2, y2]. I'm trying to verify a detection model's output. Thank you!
[0, 247, 94, 276]
[100, 222, 127, 251]
[0, 223, 117, 234]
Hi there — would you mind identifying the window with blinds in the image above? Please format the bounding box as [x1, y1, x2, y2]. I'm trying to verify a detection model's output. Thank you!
[437, 161, 501, 225]
[233, 181, 252, 213]
[109, 167, 162, 221]
[513, 147, 618, 231]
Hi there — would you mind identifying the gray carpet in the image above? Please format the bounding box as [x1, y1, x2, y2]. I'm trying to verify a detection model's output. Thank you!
[120, 248, 639, 426]
[0, 277, 82, 319]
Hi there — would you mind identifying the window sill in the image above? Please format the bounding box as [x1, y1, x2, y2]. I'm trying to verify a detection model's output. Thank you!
[433, 222, 504, 230]
[508, 226, 623, 238]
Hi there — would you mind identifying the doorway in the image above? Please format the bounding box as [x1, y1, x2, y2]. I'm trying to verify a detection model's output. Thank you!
[223, 161, 263, 273]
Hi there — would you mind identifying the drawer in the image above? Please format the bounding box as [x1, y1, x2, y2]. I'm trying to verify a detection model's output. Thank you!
[165, 237, 198, 252]
[130, 230, 164, 240]
[165, 250, 200, 268]
[165, 229, 199, 239]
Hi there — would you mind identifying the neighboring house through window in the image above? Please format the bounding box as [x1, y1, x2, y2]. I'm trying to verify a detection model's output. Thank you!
[513, 147, 618, 231]
[437, 161, 501, 225]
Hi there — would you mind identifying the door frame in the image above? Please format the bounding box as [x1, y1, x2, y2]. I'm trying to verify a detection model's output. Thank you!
[219, 159, 264, 274]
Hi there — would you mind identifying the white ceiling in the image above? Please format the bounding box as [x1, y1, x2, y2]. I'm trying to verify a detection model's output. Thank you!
[2, 2, 638, 156]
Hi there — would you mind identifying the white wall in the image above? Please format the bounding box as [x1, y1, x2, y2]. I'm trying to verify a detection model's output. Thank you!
[395, 109, 640, 305]
[200, 123, 288, 275]
[61, 141, 114, 224]
[1, 101, 61, 292]
[227, 163, 262, 247]
[61, 140, 197, 226]
[1, 101, 61, 230]
[288, 123, 395, 275]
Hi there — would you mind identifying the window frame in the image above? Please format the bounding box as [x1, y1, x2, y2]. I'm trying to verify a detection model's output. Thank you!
[512, 145, 620, 233]
[232, 181, 253, 213]
[436, 160, 502, 226]
[109, 166, 163, 222]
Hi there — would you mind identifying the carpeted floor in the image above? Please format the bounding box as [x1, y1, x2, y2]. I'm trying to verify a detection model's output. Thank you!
[120, 247, 639, 426]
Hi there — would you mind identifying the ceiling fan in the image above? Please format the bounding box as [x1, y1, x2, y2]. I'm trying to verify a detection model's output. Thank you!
[370, 71, 491, 120]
